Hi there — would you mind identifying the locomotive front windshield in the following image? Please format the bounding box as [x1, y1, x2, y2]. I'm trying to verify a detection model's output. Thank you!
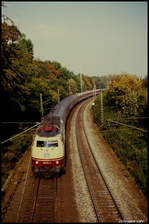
[37, 140, 58, 147]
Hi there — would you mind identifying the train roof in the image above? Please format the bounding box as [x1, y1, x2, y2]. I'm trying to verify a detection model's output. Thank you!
[36, 94, 78, 137]
[42, 115, 60, 126]
[54, 94, 77, 118]
[36, 116, 61, 137]
[36, 90, 101, 137]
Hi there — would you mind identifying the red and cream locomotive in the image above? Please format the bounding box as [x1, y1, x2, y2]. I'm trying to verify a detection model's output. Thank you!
[31, 90, 101, 177]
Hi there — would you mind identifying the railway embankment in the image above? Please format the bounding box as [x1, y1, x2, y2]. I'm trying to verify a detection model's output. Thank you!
[92, 92, 148, 197]
[85, 100, 147, 221]
[68, 98, 147, 222]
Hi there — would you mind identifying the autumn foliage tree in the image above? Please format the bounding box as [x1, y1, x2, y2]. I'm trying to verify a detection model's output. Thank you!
[105, 73, 143, 116]
[1, 13, 97, 123]
[67, 78, 78, 94]
[83, 75, 93, 90]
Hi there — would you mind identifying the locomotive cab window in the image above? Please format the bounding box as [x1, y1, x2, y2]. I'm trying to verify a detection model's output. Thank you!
[37, 141, 45, 147]
[47, 141, 58, 147]
[36, 140, 58, 147]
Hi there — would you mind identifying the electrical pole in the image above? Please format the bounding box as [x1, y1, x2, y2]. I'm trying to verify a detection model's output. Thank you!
[92, 80, 96, 106]
[68, 80, 71, 95]
[80, 74, 82, 94]
[101, 91, 104, 125]
[94, 81, 96, 97]
[139, 73, 142, 80]
[40, 93, 44, 121]
[93, 81, 95, 101]
[58, 89, 60, 103]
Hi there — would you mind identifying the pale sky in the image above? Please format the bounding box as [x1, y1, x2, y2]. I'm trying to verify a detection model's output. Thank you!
[2, 1, 147, 77]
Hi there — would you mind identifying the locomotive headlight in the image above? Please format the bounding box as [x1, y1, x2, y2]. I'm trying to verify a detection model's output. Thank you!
[56, 161, 59, 164]
[36, 161, 39, 164]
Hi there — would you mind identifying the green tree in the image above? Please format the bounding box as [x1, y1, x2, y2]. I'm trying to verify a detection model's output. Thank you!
[1, 19, 22, 93]
[68, 78, 78, 94]
[52, 61, 62, 70]
[1, 18, 39, 120]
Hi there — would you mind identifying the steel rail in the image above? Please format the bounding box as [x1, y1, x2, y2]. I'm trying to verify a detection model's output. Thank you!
[1, 123, 40, 144]
[75, 103, 101, 223]
[82, 101, 125, 222]
[30, 178, 57, 223]
[16, 154, 32, 223]
[30, 178, 41, 223]
[54, 177, 58, 223]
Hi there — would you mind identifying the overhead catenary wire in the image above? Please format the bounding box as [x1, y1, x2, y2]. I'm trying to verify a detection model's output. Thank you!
[1, 93, 51, 145]
[1, 123, 40, 144]
[43, 98, 51, 105]
[99, 127, 147, 133]
[107, 119, 147, 133]
[124, 117, 149, 120]
[0, 122, 38, 124]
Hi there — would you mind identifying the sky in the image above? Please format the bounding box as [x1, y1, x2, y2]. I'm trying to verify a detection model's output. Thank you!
[2, 1, 148, 78]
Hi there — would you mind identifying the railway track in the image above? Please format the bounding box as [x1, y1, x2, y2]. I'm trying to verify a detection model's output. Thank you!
[75, 100, 125, 223]
[6, 153, 59, 223]
[32, 178, 58, 223]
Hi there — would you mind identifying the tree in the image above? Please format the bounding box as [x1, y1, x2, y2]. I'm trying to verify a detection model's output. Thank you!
[105, 73, 142, 115]
[68, 78, 78, 94]
[119, 89, 138, 116]
[45, 62, 61, 79]
[34, 59, 50, 78]
[83, 75, 92, 90]
[108, 73, 142, 93]
[137, 89, 148, 118]
[52, 61, 62, 70]
[1, 19, 22, 93]
[1, 18, 39, 120]
[141, 75, 148, 88]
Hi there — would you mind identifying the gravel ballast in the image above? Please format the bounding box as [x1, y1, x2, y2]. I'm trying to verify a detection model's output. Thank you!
[82, 101, 147, 222]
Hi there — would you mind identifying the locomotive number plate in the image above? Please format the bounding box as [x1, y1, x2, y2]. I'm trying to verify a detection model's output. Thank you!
[43, 161, 51, 164]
